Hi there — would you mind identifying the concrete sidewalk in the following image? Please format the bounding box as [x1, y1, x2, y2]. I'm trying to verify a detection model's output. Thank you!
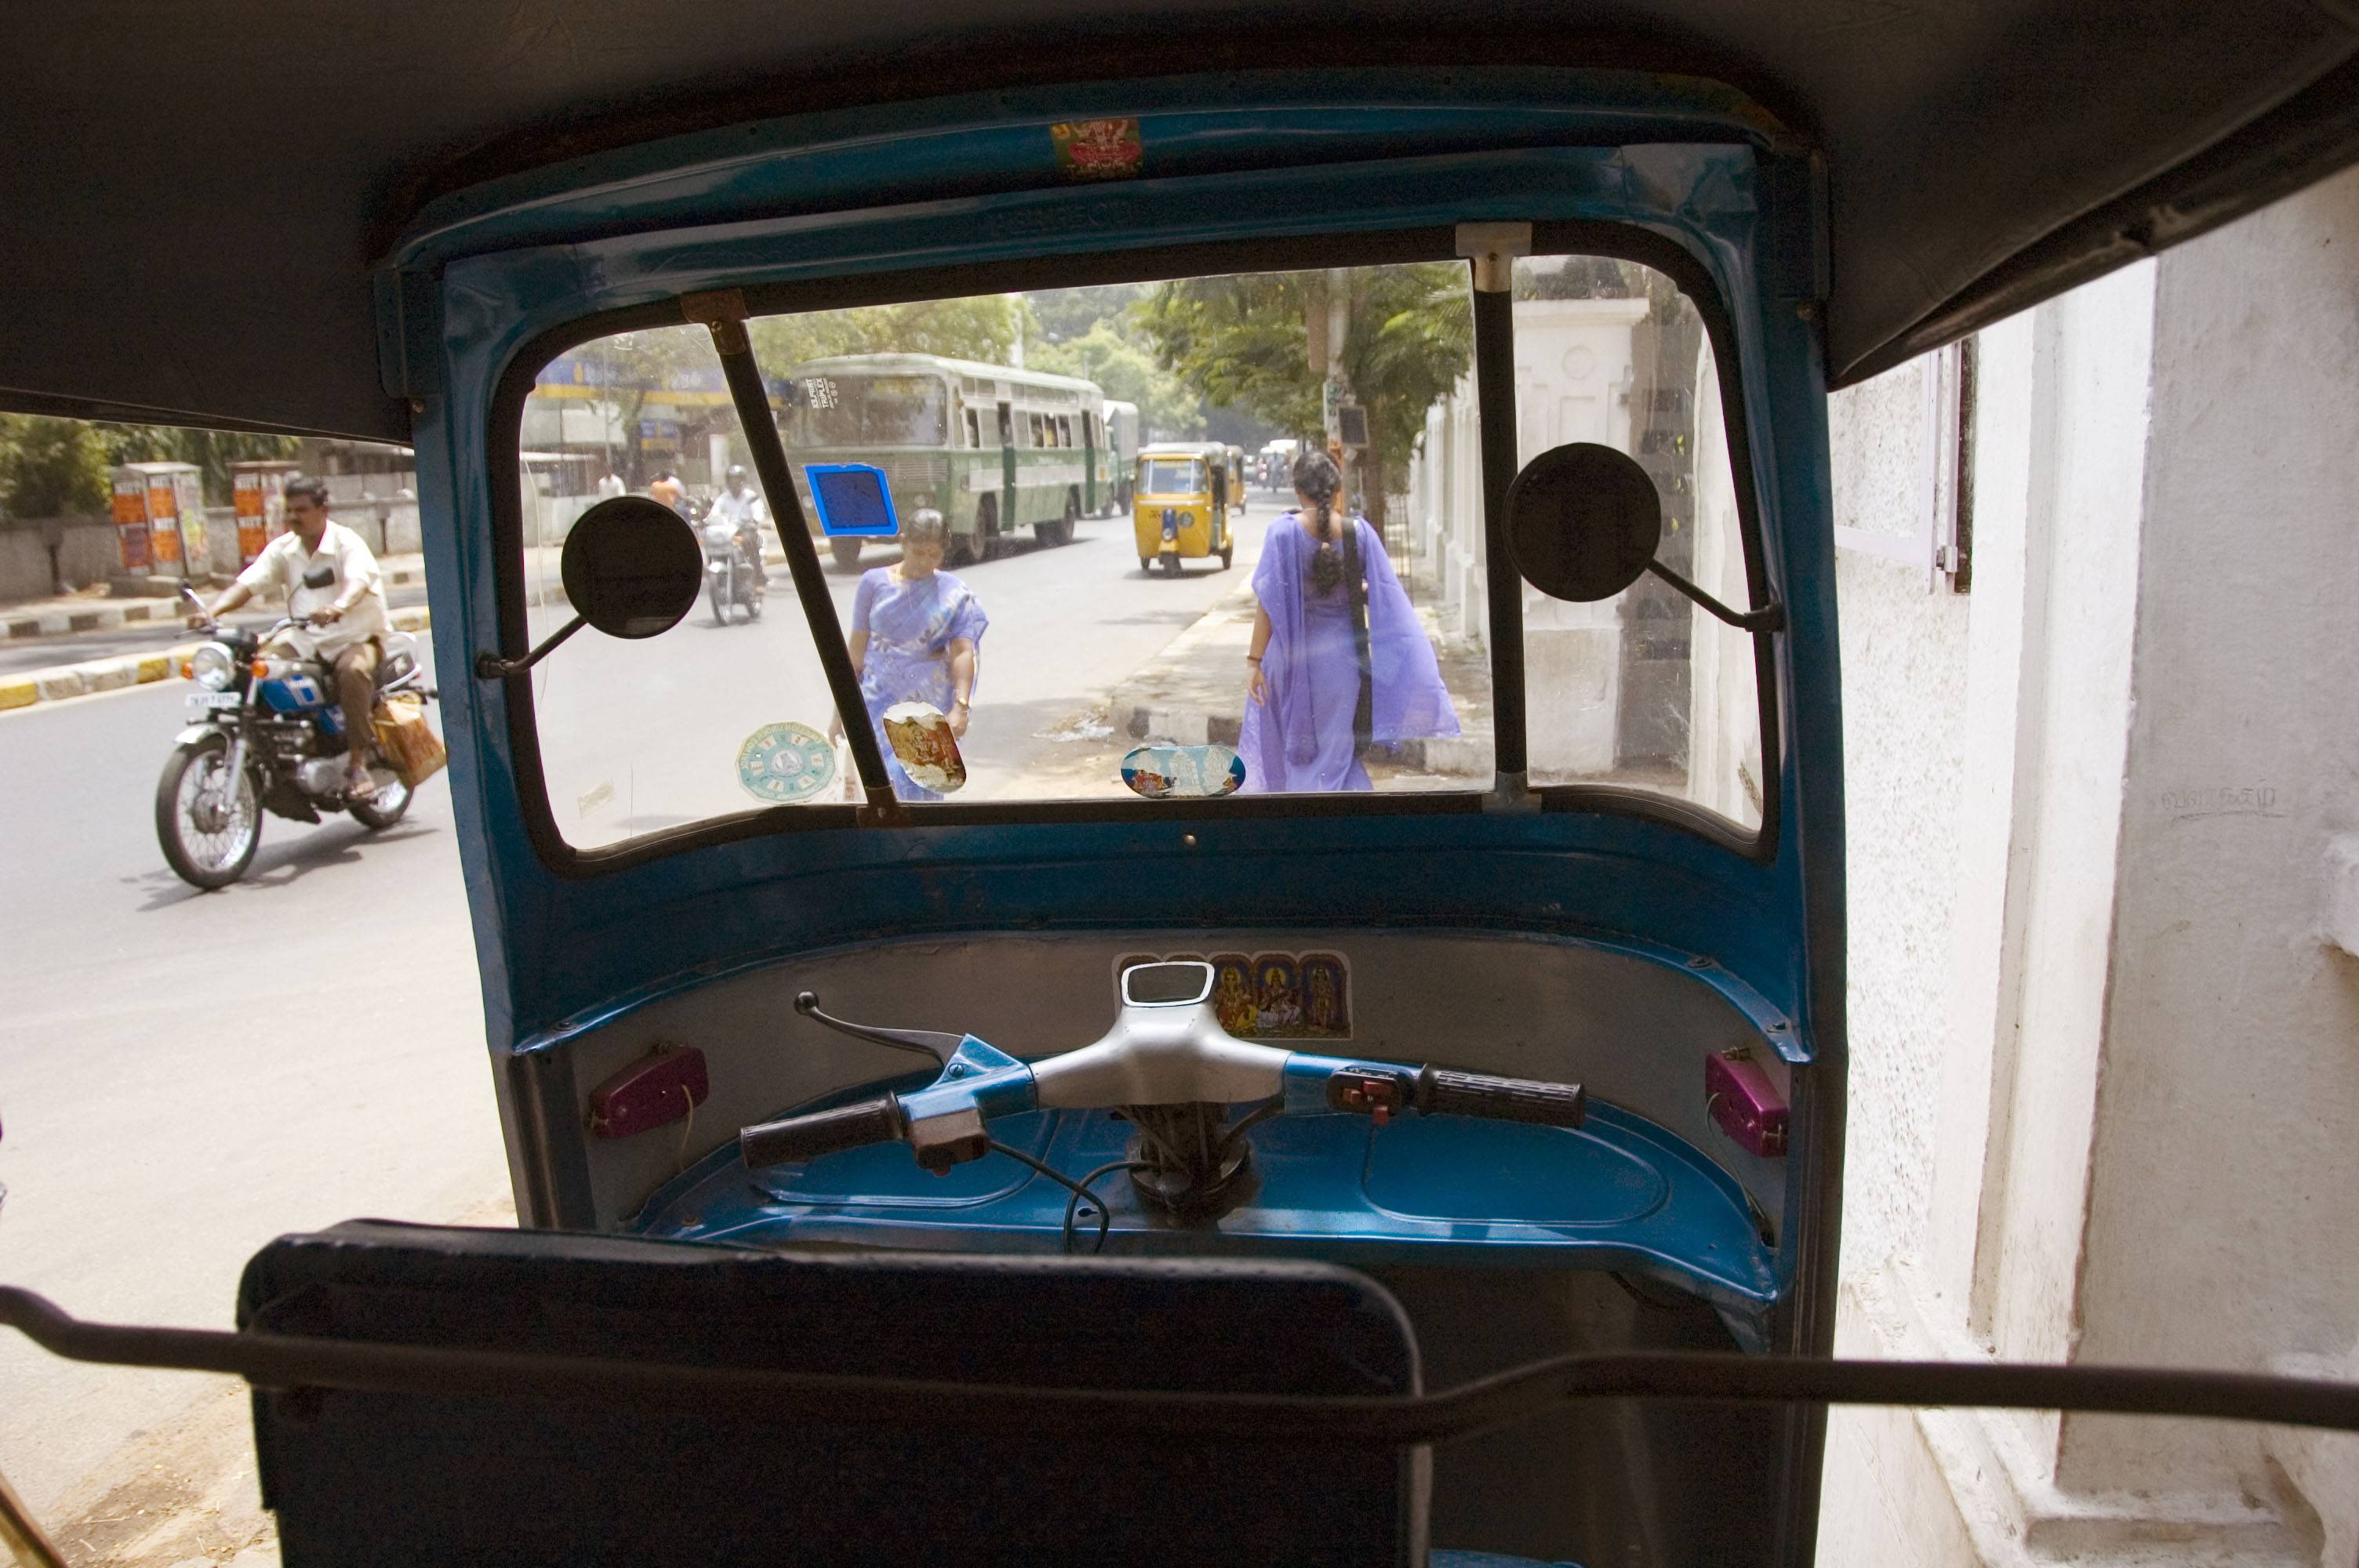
[0, 554, 434, 642]
[1107, 565, 1495, 779]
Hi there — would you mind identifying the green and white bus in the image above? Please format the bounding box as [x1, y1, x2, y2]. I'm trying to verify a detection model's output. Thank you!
[781, 354, 1113, 569]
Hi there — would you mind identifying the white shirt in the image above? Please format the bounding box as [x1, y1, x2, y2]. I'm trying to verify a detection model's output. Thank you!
[708, 487, 767, 530]
[234, 520, 388, 657]
[596, 473, 627, 499]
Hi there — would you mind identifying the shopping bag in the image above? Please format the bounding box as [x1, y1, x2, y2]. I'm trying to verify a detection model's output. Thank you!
[373, 695, 449, 789]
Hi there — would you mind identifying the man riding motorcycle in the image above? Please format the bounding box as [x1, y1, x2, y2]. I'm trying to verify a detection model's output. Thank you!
[707, 465, 769, 589]
[190, 476, 388, 799]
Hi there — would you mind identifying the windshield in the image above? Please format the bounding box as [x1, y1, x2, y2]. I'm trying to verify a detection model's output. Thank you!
[1140, 458, 1204, 494]
[517, 258, 1762, 848]
[787, 373, 948, 447]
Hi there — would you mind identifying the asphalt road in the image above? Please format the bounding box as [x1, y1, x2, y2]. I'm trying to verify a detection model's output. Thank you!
[533, 504, 1271, 844]
[0, 502, 1271, 1541]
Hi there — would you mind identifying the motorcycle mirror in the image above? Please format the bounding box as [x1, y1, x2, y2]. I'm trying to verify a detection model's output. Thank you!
[1507, 443, 1787, 634]
[474, 497, 703, 680]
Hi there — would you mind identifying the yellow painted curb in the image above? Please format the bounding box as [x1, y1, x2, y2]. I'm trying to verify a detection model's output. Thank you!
[136, 654, 173, 684]
[0, 679, 35, 711]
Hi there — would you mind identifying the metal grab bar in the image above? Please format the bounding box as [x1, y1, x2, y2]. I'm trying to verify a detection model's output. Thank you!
[5, 1283, 2357, 1446]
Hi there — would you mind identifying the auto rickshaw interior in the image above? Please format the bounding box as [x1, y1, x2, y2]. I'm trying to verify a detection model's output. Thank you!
[9, 15, 2359, 1566]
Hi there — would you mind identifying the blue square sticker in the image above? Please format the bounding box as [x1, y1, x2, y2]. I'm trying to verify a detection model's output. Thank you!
[804, 463, 900, 537]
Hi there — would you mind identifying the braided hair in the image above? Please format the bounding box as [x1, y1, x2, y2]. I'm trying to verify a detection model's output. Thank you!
[1292, 449, 1347, 592]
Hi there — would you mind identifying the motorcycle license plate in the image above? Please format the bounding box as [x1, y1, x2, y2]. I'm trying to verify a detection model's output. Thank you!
[187, 691, 240, 713]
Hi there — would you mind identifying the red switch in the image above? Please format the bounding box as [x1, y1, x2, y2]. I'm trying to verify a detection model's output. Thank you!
[587, 1047, 710, 1140]
[1704, 1047, 1788, 1158]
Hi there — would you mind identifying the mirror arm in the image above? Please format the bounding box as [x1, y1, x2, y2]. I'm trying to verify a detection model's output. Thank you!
[1644, 559, 1787, 634]
[685, 290, 906, 826]
[474, 612, 585, 680]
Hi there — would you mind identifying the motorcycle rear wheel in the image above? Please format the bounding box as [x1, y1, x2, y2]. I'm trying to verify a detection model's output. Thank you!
[155, 735, 260, 890]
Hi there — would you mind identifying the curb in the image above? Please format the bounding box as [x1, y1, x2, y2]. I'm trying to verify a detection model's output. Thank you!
[0, 606, 432, 716]
[0, 565, 431, 644]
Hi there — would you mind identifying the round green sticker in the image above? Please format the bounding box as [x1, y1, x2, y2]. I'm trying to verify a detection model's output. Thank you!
[736, 721, 837, 804]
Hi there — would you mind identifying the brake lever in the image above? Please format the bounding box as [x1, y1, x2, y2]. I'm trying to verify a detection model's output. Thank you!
[794, 991, 963, 1065]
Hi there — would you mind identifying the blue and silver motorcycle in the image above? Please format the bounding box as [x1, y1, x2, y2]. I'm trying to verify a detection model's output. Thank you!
[156, 584, 434, 889]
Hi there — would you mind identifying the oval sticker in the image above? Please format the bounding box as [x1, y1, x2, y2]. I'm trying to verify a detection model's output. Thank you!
[736, 721, 838, 804]
[1121, 744, 1245, 799]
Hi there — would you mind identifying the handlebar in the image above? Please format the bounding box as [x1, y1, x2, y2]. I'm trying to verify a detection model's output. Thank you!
[739, 1052, 1585, 1171]
[740, 1096, 905, 1168]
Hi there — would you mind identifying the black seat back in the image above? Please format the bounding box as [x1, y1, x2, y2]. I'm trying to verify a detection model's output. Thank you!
[239, 1221, 1428, 1567]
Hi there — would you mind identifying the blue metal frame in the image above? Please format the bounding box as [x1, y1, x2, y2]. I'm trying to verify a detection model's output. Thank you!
[387, 67, 1842, 1392]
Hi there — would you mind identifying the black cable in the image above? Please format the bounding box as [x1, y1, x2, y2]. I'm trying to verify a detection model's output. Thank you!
[1062, 1160, 1158, 1255]
[1215, 1098, 1284, 1161]
[981, 1142, 1141, 1256]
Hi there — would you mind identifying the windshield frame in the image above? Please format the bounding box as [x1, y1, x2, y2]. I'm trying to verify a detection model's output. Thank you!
[487, 223, 1779, 878]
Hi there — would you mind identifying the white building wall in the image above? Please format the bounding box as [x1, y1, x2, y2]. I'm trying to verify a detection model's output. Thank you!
[1818, 162, 2359, 1566]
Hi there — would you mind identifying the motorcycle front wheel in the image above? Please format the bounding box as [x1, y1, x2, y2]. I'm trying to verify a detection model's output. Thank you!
[708, 573, 729, 626]
[349, 771, 413, 831]
[155, 734, 260, 889]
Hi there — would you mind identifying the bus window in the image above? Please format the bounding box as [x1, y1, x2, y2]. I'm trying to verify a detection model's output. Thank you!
[1057, 416, 1074, 448]
[964, 408, 982, 448]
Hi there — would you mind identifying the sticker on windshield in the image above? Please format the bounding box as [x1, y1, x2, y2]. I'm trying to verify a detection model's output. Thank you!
[1121, 743, 1245, 799]
[736, 721, 838, 804]
[1051, 118, 1143, 180]
[882, 702, 967, 793]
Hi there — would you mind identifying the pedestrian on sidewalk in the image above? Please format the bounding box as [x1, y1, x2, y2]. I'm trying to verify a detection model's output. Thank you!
[1238, 450, 1457, 793]
[189, 476, 388, 799]
[834, 509, 987, 800]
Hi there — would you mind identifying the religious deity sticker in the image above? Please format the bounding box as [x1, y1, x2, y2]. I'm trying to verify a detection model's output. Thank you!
[1050, 118, 1143, 180]
[736, 721, 837, 804]
[1121, 743, 1246, 799]
[881, 701, 967, 794]
[1127, 949, 1352, 1041]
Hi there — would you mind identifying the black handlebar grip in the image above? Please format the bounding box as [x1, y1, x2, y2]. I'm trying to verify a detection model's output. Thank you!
[740, 1096, 904, 1168]
[1416, 1067, 1587, 1128]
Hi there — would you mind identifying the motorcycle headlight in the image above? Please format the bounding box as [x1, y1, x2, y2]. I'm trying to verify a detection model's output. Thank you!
[189, 641, 236, 691]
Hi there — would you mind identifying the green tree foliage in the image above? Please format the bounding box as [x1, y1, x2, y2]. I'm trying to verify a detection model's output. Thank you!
[0, 415, 302, 519]
[1028, 320, 1204, 440]
[1141, 265, 1472, 524]
[749, 296, 1028, 372]
[0, 416, 111, 518]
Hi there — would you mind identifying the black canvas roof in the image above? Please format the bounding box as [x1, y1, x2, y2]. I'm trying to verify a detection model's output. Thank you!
[5, 2, 2354, 441]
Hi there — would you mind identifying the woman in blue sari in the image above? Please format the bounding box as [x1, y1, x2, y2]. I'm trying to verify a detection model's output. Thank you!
[841, 510, 988, 800]
[1239, 451, 1457, 792]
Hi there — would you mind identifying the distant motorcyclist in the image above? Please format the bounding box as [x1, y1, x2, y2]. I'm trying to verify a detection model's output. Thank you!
[191, 476, 387, 799]
[707, 466, 769, 586]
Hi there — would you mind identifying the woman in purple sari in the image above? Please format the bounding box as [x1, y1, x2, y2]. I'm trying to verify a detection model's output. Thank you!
[841, 510, 988, 800]
[1239, 451, 1458, 792]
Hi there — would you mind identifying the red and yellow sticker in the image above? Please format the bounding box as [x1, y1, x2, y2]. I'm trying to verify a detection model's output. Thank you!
[1051, 118, 1143, 180]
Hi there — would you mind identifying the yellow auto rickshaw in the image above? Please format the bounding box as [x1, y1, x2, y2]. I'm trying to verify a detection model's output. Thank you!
[1132, 441, 1234, 574]
[1224, 445, 1249, 514]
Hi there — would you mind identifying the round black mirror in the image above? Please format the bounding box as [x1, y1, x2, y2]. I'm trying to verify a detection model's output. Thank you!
[559, 497, 703, 639]
[1505, 443, 1663, 603]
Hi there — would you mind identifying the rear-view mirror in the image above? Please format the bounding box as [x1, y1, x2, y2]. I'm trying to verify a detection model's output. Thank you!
[474, 496, 703, 681]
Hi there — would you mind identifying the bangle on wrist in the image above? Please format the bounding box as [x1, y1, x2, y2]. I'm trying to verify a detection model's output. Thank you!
[1245, 654, 1262, 663]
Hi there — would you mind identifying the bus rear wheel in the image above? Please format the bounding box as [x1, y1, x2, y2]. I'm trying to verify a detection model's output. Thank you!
[1037, 492, 1078, 548]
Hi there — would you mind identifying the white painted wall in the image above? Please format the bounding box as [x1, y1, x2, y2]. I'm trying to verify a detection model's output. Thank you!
[1818, 162, 2359, 1567]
